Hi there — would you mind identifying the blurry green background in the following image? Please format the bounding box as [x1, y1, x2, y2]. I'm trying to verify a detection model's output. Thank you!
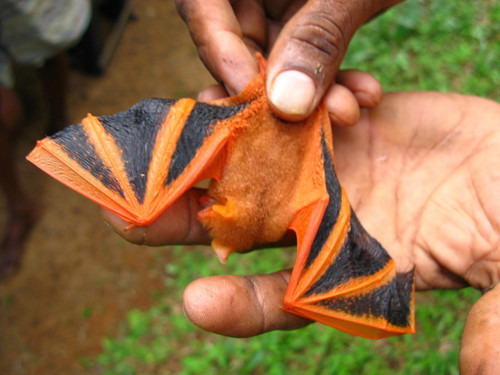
[92, 1, 499, 374]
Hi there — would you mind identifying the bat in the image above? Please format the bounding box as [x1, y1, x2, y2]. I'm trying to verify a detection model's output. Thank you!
[26, 56, 415, 339]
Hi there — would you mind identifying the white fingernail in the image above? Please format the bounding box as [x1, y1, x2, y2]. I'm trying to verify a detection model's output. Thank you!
[269, 70, 315, 116]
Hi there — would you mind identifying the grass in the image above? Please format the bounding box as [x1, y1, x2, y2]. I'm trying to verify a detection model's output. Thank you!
[91, 1, 498, 374]
[342, 0, 500, 98]
[93, 247, 480, 375]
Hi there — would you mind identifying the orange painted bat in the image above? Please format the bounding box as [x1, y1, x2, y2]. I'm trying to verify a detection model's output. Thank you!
[27, 57, 415, 339]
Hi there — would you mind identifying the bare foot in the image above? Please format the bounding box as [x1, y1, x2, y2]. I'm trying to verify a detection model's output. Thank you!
[0, 202, 41, 280]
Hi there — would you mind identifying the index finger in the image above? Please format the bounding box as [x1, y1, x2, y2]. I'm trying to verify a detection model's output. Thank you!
[101, 188, 211, 246]
[176, 0, 259, 94]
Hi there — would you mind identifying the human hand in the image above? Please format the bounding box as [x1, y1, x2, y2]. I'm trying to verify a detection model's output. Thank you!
[103, 91, 500, 374]
[175, 0, 401, 122]
[334, 92, 500, 374]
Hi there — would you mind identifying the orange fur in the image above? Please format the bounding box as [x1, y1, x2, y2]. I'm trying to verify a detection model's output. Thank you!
[26, 56, 415, 338]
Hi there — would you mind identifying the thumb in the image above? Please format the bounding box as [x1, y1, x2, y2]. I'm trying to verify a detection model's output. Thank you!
[460, 284, 500, 375]
[266, 0, 387, 121]
[182, 271, 311, 337]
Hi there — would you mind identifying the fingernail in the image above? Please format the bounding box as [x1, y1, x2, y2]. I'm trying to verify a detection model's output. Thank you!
[354, 91, 375, 107]
[280, 270, 291, 284]
[269, 70, 315, 116]
[329, 112, 348, 127]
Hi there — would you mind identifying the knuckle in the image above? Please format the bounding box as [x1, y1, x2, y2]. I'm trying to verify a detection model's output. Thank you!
[286, 2, 354, 80]
[175, 0, 191, 20]
[174, 0, 185, 10]
[246, 276, 269, 333]
[293, 8, 350, 58]
[120, 227, 145, 245]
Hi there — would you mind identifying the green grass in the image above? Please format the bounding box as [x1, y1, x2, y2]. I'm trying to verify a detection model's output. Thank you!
[342, 0, 500, 98]
[93, 247, 480, 375]
[91, 1, 497, 374]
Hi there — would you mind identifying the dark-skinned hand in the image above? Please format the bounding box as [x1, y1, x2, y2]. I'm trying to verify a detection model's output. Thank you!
[103, 91, 500, 375]
[175, 0, 402, 123]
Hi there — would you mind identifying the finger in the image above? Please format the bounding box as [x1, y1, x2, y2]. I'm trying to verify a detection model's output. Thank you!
[325, 84, 360, 127]
[265, 0, 389, 121]
[335, 69, 383, 108]
[197, 84, 229, 101]
[233, 0, 268, 53]
[176, 0, 259, 94]
[101, 189, 210, 246]
[324, 70, 382, 127]
[183, 270, 312, 337]
[460, 284, 500, 375]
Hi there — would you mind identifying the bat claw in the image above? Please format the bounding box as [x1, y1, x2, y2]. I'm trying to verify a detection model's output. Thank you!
[197, 197, 235, 222]
[211, 197, 236, 219]
[211, 240, 233, 264]
[198, 195, 215, 208]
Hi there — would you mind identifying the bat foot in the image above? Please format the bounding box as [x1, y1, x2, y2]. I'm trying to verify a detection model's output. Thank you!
[211, 240, 233, 264]
[197, 197, 234, 221]
[198, 195, 215, 208]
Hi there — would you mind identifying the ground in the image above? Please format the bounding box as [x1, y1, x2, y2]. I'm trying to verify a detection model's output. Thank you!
[0, 1, 214, 373]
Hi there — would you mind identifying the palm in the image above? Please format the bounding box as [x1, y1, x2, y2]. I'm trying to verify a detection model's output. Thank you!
[106, 91, 500, 293]
[104, 92, 500, 369]
[333, 92, 500, 291]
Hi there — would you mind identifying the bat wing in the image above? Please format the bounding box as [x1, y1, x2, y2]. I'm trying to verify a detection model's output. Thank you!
[283, 105, 415, 339]
[27, 55, 415, 338]
[26, 97, 250, 226]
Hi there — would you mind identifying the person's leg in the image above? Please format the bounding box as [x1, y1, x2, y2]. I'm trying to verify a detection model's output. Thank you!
[0, 86, 40, 278]
[37, 53, 69, 133]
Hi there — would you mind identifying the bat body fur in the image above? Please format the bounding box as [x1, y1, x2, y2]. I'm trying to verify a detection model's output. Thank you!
[27, 57, 415, 339]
